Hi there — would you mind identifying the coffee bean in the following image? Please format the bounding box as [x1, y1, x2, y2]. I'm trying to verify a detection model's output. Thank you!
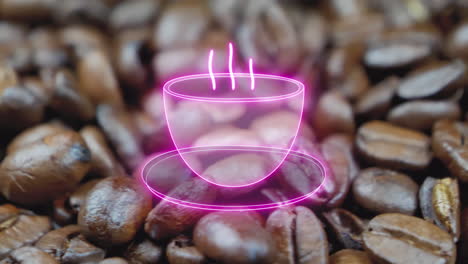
[326, 43, 364, 85]
[78, 176, 152, 247]
[419, 177, 460, 241]
[328, 0, 369, 18]
[68, 179, 101, 213]
[334, 66, 370, 102]
[266, 206, 328, 264]
[124, 239, 162, 264]
[52, 196, 75, 226]
[166, 235, 206, 264]
[35, 225, 105, 263]
[22, 76, 52, 105]
[132, 109, 170, 154]
[330, 249, 372, 264]
[6, 122, 67, 153]
[59, 25, 109, 58]
[29, 28, 68, 70]
[323, 208, 367, 250]
[0, 204, 51, 259]
[54, 0, 110, 25]
[194, 211, 274, 264]
[397, 60, 466, 100]
[109, 0, 160, 31]
[0, 0, 55, 21]
[0, 63, 18, 90]
[355, 76, 399, 120]
[250, 111, 301, 148]
[432, 120, 468, 182]
[99, 258, 128, 264]
[356, 121, 432, 170]
[331, 13, 385, 46]
[313, 91, 355, 138]
[0, 130, 90, 205]
[363, 213, 456, 264]
[0, 246, 58, 264]
[364, 41, 431, 69]
[353, 167, 419, 215]
[446, 21, 468, 60]
[387, 100, 461, 131]
[145, 178, 217, 241]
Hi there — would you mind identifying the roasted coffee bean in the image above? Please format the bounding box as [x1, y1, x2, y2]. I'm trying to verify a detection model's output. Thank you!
[54, 0, 110, 25]
[59, 25, 109, 58]
[356, 121, 432, 170]
[326, 43, 364, 85]
[209, 0, 248, 33]
[132, 110, 170, 154]
[330, 249, 372, 264]
[397, 60, 466, 100]
[266, 206, 328, 264]
[355, 76, 399, 120]
[363, 213, 456, 264]
[166, 235, 205, 264]
[387, 100, 461, 131]
[328, 0, 369, 18]
[99, 258, 128, 264]
[250, 111, 302, 148]
[0, 204, 51, 259]
[96, 104, 144, 171]
[313, 91, 355, 138]
[6, 122, 67, 153]
[145, 178, 217, 241]
[22, 76, 52, 105]
[68, 179, 101, 213]
[353, 167, 418, 215]
[78, 176, 152, 247]
[35, 225, 105, 263]
[0, 130, 90, 205]
[109, 0, 160, 31]
[0, 0, 55, 21]
[432, 120, 468, 182]
[29, 28, 68, 70]
[334, 66, 370, 102]
[331, 13, 385, 46]
[0, 247, 58, 264]
[52, 196, 75, 226]
[419, 177, 460, 241]
[124, 239, 162, 264]
[323, 209, 367, 250]
[80, 126, 125, 178]
[0, 63, 18, 90]
[194, 211, 274, 264]
[364, 41, 431, 69]
[446, 20, 468, 60]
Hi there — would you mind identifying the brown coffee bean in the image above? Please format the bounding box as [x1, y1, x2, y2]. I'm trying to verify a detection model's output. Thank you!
[0, 130, 90, 205]
[419, 177, 460, 241]
[52, 196, 75, 226]
[166, 235, 205, 264]
[80, 126, 125, 178]
[0, 247, 58, 264]
[328, 0, 369, 18]
[331, 13, 385, 46]
[132, 110, 170, 154]
[209, 0, 248, 32]
[326, 43, 364, 84]
[29, 28, 68, 70]
[96, 104, 144, 171]
[432, 120, 468, 182]
[0, 43, 34, 73]
[0, 0, 55, 21]
[335, 66, 370, 102]
[397, 60, 466, 100]
[194, 211, 274, 264]
[323, 209, 367, 250]
[22, 76, 52, 105]
[54, 0, 109, 25]
[0, 204, 51, 259]
[313, 91, 355, 138]
[125, 239, 162, 264]
[364, 41, 431, 69]
[355, 76, 399, 120]
[266, 206, 328, 264]
[145, 178, 217, 241]
[330, 249, 372, 264]
[35, 225, 105, 263]
[6, 122, 67, 154]
[363, 213, 456, 264]
[109, 0, 160, 31]
[353, 167, 418, 215]
[0, 63, 18, 90]
[0, 22, 26, 47]
[78, 176, 152, 247]
[59, 25, 109, 58]
[446, 20, 468, 60]
[250, 111, 301, 148]
[387, 100, 461, 131]
[68, 179, 101, 213]
[99, 258, 128, 264]
[356, 121, 432, 170]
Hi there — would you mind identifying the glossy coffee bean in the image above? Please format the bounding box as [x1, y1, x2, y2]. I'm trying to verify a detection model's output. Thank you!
[363, 213, 456, 264]
[326, 43, 364, 84]
[355, 76, 399, 120]
[266, 206, 328, 264]
[194, 211, 274, 264]
[78, 176, 152, 247]
[0, 130, 90, 205]
[68, 179, 101, 213]
[419, 177, 460, 241]
[124, 239, 162, 264]
[6, 122, 67, 154]
[0, 247, 58, 264]
[353, 167, 419, 215]
[166, 235, 206, 264]
[330, 249, 372, 264]
[323, 208, 367, 250]
[432, 120, 468, 182]
[364, 41, 431, 69]
[313, 91, 355, 138]
[356, 121, 432, 170]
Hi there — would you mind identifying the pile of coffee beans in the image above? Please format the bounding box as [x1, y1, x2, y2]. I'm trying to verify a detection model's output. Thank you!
[0, 0, 467, 263]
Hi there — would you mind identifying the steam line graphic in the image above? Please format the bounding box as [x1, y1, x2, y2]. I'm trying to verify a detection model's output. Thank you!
[208, 42, 255, 91]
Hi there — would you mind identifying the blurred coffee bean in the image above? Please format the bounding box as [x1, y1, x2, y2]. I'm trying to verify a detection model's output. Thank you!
[96, 104, 144, 171]
[432, 120, 468, 182]
[397, 60, 466, 100]
[52, 196, 75, 226]
[68, 179, 101, 213]
[132, 110, 171, 154]
[328, 0, 369, 18]
[125, 239, 162, 264]
[356, 121, 432, 170]
[250, 111, 301, 147]
[364, 41, 431, 69]
[326, 43, 364, 84]
[78, 50, 123, 107]
[99, 258, 128, 264]
[446, 21, 468, 60]
[145, 178, 217, 241]
[109, 0, 160, 31]
[59, 25, 109, 58]
[313, 91, 355, 138]
[0, 43, 34, 73]
[363, 213, 456, 263]
[353, 168, 418, 215]
[335, 66, 370, 102]
[166, 235, 205, 264]
[355, 76, 399, 120]
[330, 249, 372, 264]
[266, 206, 328, 264]
[36, 225, 105, 263]
[54, 0, 109, 25]
[0, 204, 51, 259]
[331, 13, 385, 46]
[209, 0, 248, 32]
[80, 126, 125, 178]
[0, 22, 26, 46]
[194, 211, 273, 264]
[298, 11, 328, 59]
[22, 76, 52, 105]
[323, 208, 366, 250]
[78, 176, 152, 247]
[6, 122, 67, 153]
[29, 28, 68, 70]
[420, 177, 460, 241]
[0, 0, 55, 21]
[0, 246, 58, 264]
[0, 130, 90, 205]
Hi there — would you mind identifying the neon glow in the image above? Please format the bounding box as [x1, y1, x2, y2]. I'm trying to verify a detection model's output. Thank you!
[228, 42, 235, 90]
[208, 49, 216, 90]
[249, 58, 255, 90]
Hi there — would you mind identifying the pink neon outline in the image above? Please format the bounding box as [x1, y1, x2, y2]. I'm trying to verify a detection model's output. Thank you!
[228, 42, 235, 90]
[249, 58, 255, 90]
[163, 74, 305, 188]
[140, 147, 328, 211]
[208, 49, 216, 90]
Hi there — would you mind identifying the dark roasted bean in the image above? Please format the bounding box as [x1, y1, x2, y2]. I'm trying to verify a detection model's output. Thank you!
[166, 236, 205, 264]
[125, 239, 162, 264]
[0, 247, 58, 264]
[364, 41, 431, 69]
[0, 0, 55, 21]
[323, 209, 367, 250]
[355, 76, 399, 120]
